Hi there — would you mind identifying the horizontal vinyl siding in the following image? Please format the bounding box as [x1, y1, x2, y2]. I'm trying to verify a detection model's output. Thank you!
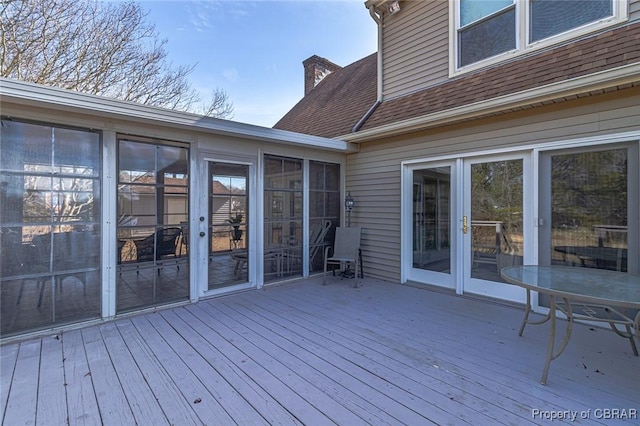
[383, 0, 449, 100]
[346, 89, 640, 282]
[631, 0, 640, 21]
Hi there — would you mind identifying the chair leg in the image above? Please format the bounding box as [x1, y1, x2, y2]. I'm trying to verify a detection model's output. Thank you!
[323, 261, 327, 285]
[353, 260, 359, 288]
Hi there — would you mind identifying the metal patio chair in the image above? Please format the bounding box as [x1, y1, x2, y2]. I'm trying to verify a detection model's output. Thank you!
[323, 226, 363, 287]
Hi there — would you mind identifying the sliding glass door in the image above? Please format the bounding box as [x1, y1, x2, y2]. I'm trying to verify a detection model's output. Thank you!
[539, 144, 638, 275]
[116, 137, 189, 313]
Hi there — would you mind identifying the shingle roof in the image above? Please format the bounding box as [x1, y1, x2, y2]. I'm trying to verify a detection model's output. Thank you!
[361, 22, 640, 132]
[273, 53, 377, 138]
[275, 22, 639, 139]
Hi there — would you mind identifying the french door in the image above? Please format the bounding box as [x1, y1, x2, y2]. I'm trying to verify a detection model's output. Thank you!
[406, 161, 458, 289]
[462, 154, 529, 302]
[406, 153, 529, 302]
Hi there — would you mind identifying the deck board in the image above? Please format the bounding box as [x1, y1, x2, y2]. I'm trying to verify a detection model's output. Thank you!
[81, 326, 136, 426]
[62, 329, 103, 426]
[3, 340, 40, 426]
[37, 335, 67, 425]
[0, 342, 18, 422]
[1, 277, 639, 425]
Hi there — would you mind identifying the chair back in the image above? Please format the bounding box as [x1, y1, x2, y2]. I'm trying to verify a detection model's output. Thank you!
[332, 227, 361, 260]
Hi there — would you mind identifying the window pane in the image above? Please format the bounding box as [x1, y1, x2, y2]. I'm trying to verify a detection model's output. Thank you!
[471, 160, 523, 282]
[459, 7, 516, 67]
[413, 167, 451, 272]
[550, 149, 627, 271]
[531, 0, 612, 42]
[116, 139, 189, 313]
[460, 0, 513, 26]
[119, 141, 156, 183]
[0, 121, 52, 172]
[0, 120, 101, 337]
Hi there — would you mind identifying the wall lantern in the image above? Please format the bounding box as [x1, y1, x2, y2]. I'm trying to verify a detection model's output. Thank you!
[345, 191, 355, 227]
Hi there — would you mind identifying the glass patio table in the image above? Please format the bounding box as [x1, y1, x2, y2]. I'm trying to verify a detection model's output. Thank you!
[500, 265, 640, 384]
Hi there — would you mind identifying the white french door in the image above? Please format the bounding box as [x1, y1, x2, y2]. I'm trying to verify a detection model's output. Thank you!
[405, 160, 459, 289]
[405, 153, 531, 302]
[461, 154, 531, 302]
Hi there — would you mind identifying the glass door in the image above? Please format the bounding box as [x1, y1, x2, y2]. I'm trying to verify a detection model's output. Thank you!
[462, 155, 527, 302]
[207, 162, 249, 290]
[407, 163, 456, 289]
[539, 144, 638, 275]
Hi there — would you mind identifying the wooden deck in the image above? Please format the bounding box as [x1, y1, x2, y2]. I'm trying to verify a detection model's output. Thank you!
[1, 276, 639, 425]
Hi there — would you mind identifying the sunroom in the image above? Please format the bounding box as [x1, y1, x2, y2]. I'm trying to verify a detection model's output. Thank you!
[0, 78, 356, 339]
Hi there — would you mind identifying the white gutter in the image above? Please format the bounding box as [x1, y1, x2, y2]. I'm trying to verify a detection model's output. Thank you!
[352, 0, 386, 133]
[0, 78, 357, 153]
[341, 62, 640, 142]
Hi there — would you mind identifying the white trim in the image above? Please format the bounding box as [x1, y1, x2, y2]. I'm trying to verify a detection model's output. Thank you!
[102, 130, 117, 319]
[198, 156, 257, 296]
[0, 77, 357, 153]
[344, 63, 640, 142]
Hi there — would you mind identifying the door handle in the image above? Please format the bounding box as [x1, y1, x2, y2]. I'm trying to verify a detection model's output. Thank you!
[463, 216, 468, 234]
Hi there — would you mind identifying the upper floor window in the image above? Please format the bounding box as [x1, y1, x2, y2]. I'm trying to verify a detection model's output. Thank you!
[454, 0, 624, 72]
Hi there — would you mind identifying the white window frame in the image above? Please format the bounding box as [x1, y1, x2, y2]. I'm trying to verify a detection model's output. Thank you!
[449, 0, 628, 77]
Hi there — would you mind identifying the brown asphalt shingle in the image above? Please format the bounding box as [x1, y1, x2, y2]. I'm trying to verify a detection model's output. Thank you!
[275, 22, 640, 138]
[273, 53, 377, 138]
[362, 22, 640, 132]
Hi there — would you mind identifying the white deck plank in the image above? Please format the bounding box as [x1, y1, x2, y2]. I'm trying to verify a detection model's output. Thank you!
[181, 304, 373, 426]
[314, 282, 639, 408]
[3, 339, 41, 426]
[170, 306, 335, 426]
[97, 322, 170, 425]
[36, 335, 67, 425]
[113, 320, 203, 426]
[0, 342, 18, 422]
[275, 281, 637, 421]
[80, 326, 136, 426]
[150, 310, 267, 425]
[2, 276, 639, 425]
[61, 329, 102, 426]
[228, 289, 503, 425]
[150, 309, 302, 426]
[275, 283, 619, 413]
[128, 314, 237, 424]
[207, 295, 439, 425]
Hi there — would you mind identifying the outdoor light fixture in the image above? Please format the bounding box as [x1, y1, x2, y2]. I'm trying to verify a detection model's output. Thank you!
[387, 0, 400, 15]
[345, 191, 355, 227]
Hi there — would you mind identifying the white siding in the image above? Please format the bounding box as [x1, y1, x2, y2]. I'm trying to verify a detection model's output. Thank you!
[346, 90, 640, 282]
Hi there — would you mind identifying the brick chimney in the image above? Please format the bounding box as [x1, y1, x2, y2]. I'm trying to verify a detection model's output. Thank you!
[303, 55, 341, 96]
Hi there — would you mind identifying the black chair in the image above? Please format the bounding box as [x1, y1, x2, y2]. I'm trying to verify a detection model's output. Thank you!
[134, 227, 182, 262]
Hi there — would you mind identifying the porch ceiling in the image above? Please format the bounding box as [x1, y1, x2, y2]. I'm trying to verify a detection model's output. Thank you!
[2, 277, 638, 424]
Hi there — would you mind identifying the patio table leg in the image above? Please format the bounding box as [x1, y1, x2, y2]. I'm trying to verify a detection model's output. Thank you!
[541, 296, 573, 385]
[519, 288, 551, 336]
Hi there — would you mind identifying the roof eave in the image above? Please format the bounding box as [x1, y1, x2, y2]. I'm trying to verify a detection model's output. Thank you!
[341, 62, 640, 143]
[0, 78, 357, 153]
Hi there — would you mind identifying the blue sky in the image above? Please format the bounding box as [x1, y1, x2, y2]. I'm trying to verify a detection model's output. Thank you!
[137, 1, 378, 127]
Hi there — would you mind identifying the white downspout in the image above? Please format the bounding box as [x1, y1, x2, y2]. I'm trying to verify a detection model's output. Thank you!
[352, 4, 384, 133]
[368, 5, 383, 102]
